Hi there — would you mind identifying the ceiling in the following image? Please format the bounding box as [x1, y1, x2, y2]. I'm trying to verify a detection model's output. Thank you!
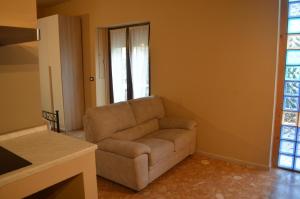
[37, 0, 69, 7]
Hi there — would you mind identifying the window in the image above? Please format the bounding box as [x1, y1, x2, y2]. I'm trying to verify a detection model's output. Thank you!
[278, 0, 300, 171]
[108, 23, 150, 103]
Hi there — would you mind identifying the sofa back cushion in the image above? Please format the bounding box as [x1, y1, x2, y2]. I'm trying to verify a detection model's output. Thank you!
[111, 119, 159, 141]
[129, 96, 165, 124]
[84, 102, 136, 143]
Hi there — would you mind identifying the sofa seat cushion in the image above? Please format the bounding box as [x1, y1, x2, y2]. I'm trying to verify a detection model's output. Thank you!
[97, 138, 151, 158]
[147, 129, 195, 151]
[136, 138, 174, 166]
[111, 119, 159, 141]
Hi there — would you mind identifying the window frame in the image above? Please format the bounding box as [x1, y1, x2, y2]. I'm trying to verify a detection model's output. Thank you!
[273, 0, 298, 169]
[107, 22, 151, 103]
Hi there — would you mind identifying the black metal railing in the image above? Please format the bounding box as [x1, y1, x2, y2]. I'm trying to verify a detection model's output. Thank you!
[42, 110, 60, 132]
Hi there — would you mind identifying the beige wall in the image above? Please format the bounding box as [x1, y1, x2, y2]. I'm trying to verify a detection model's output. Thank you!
[39, 0, 279, 167]
[0, 0, 43, 134]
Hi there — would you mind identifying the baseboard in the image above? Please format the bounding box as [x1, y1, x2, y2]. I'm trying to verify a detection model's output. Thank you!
[196, 150, 270, 170]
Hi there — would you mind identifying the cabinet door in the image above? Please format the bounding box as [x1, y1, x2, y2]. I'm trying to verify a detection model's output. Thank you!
[38, 18, 53, 113]
[38, 15, 66, 130]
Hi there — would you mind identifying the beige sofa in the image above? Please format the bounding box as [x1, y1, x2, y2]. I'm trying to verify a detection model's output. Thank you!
[83, 96, 197, 191]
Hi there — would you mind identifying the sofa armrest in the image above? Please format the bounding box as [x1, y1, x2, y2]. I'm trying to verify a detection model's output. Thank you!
[159, 117, 197, 130]
[97, 138, 151, 158]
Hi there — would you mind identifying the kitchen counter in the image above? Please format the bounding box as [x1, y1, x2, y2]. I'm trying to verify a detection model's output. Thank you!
[0, 125, 98, 199]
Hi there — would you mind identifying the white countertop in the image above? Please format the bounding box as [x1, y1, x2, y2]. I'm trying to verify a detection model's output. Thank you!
[0, 127, 97, 187]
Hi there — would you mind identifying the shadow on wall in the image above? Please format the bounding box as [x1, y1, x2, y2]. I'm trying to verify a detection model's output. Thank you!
[0, 43, 38, 73]
[162, 97, 269, 166]
[163, 97, 198, 119]
[0, 42, 42, 135]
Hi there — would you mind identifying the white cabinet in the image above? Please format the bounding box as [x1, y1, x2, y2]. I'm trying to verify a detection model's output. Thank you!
[38, 15, 84, 131]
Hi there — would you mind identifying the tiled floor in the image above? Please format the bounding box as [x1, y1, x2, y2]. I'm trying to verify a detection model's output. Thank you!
[97, 154, 300, 199]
